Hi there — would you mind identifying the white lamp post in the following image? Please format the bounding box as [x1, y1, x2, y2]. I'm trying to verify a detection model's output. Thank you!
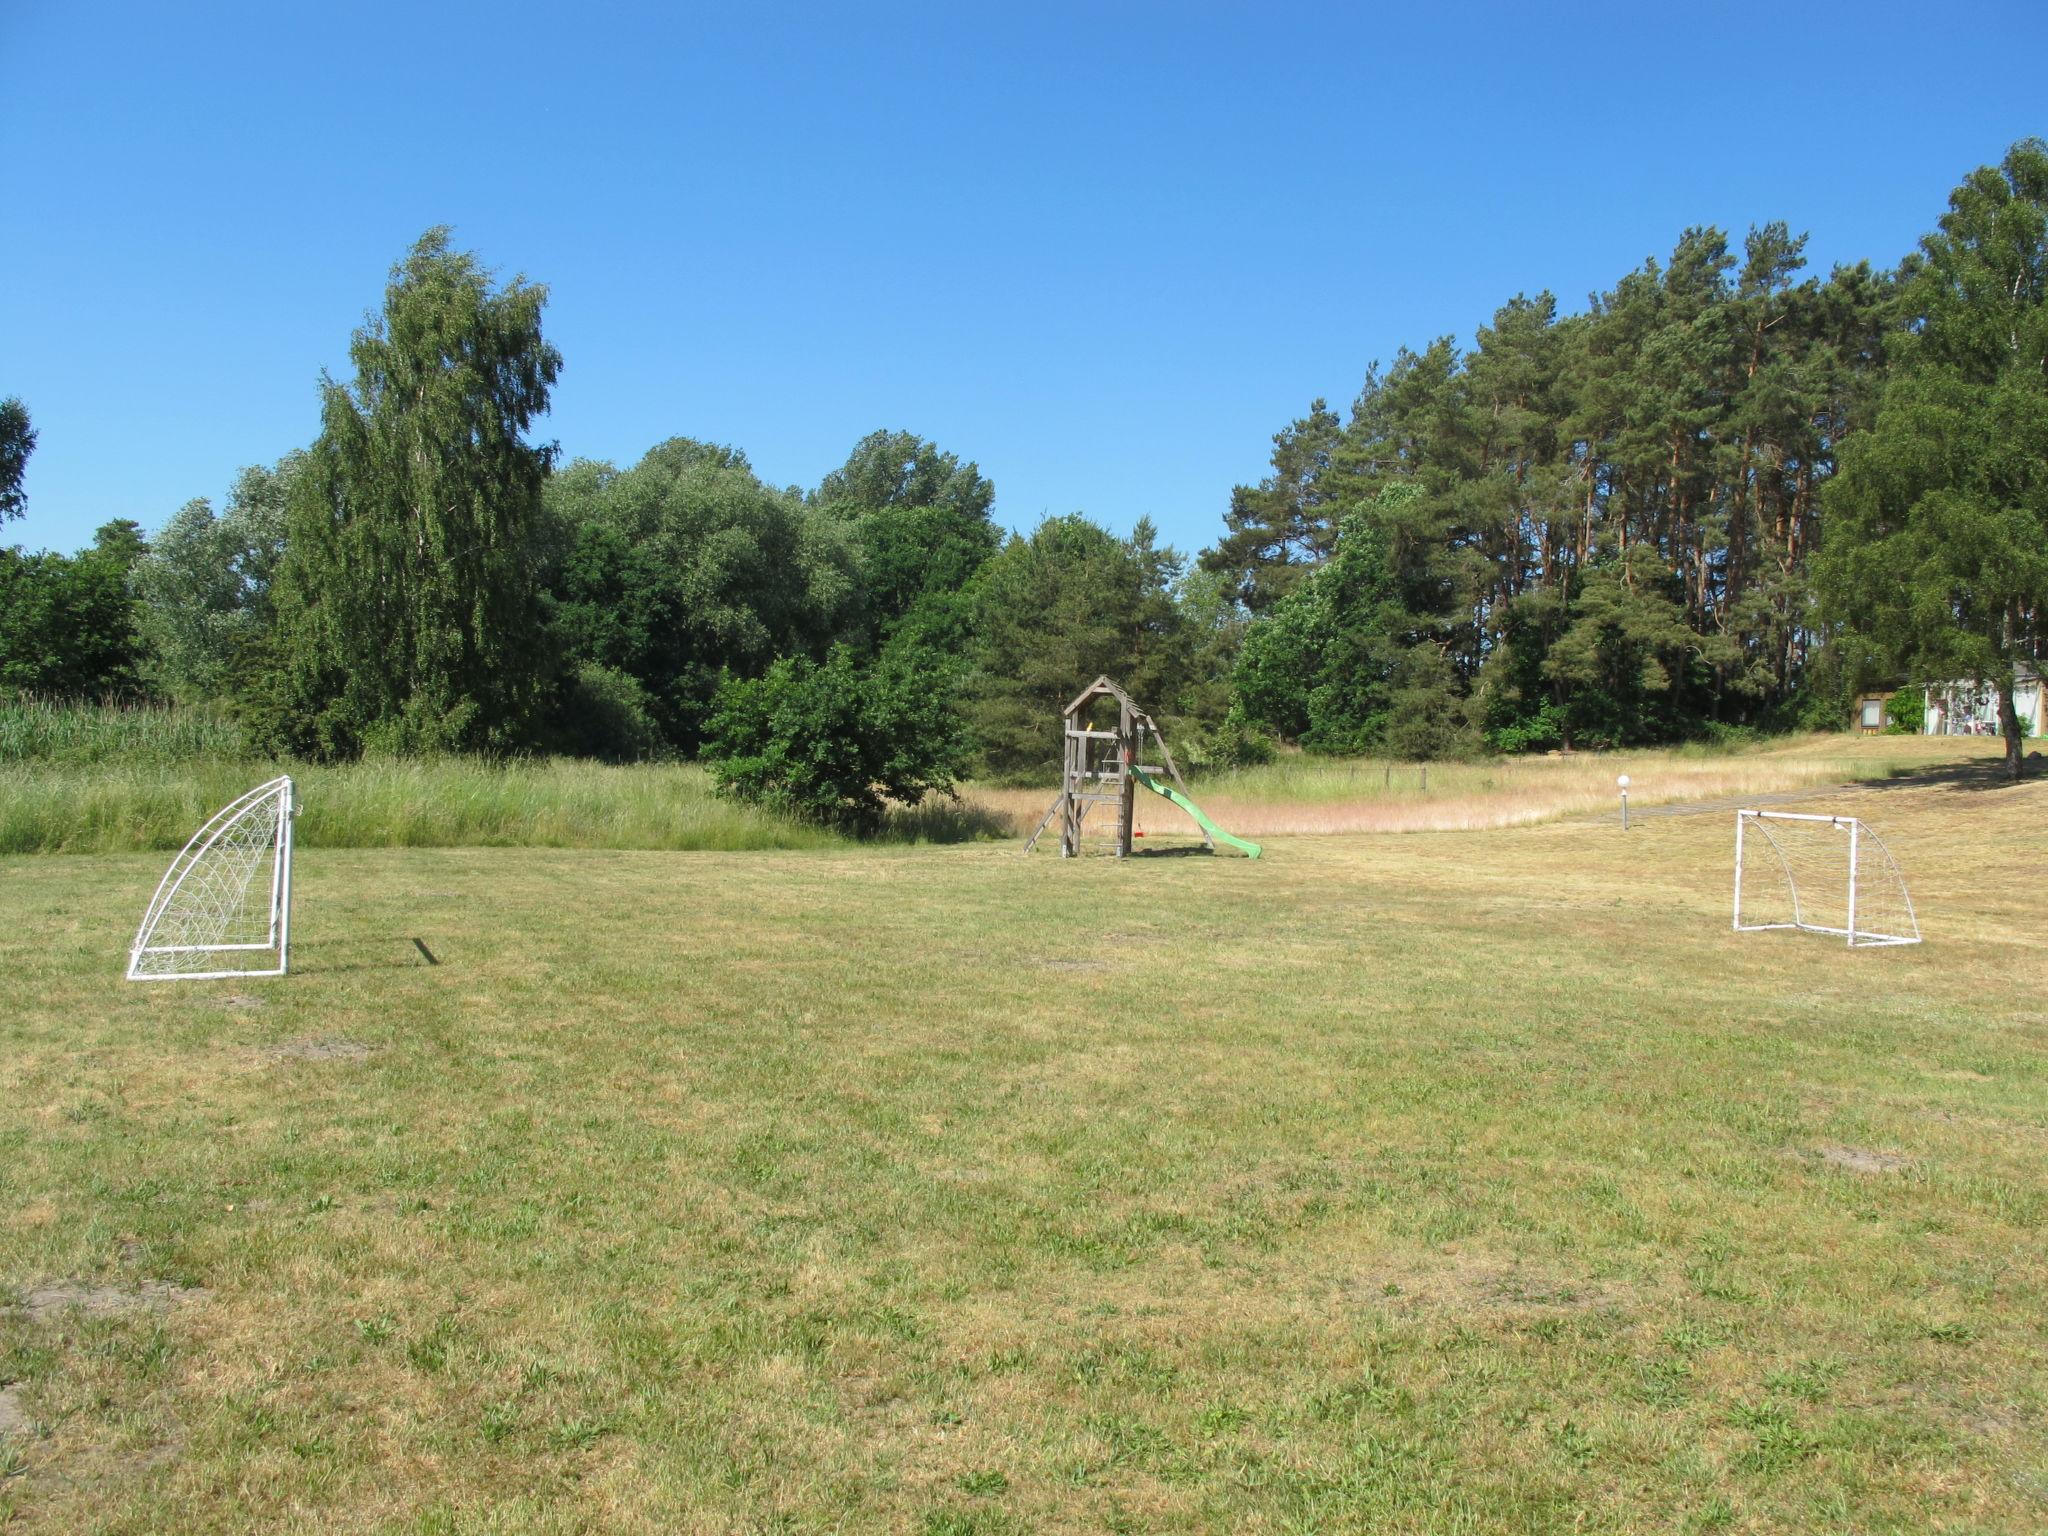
[1617, 773, 1631, 830]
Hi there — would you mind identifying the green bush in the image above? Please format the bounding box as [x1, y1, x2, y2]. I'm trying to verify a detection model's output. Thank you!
[555, 662, 667, 762]
[1182, 707, 1278, 771]
[1884, 687, 1926, 735]
[702, 645, 969, 836]
[1486, 699, 1566, 754]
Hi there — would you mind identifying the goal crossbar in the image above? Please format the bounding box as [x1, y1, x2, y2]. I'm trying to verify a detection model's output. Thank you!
[1733, 809, 1919, 948]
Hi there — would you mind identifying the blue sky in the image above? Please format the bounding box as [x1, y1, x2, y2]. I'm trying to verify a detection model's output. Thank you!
[3, 1, 2043, 558]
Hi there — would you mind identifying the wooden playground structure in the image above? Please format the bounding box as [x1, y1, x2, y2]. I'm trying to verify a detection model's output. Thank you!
[1023, 676, 1259, 859]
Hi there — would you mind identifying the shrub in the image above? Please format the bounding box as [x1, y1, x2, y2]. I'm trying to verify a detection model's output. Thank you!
[1187, 707, 1278, 770]
[1884, 687, 1926, 735]
[556, 663, 666, 762]
[702, 645, 969, 836]
[1487, 699, 1566, 754]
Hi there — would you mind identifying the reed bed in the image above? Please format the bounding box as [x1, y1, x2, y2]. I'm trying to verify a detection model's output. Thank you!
[0, 697, 248, 765]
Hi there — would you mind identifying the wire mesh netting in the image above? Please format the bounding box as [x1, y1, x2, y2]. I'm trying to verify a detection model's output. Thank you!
[128, 777, 294, 980]
[1734, 811, 1919, 947]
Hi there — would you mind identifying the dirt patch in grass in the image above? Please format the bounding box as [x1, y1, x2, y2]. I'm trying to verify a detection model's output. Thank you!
[112, 1436, 184, 1473]
[0, 1383, 28, 1436]
[265, 1036, 373, 1063]
[1815, 1145, 1912, 1175]
[220, 994, 265, 1010]
[15, 1280, 209, 1321]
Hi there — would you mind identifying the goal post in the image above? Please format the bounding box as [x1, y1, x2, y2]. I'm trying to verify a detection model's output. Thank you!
[127, 776, 297, 981]
[1733, 809, 1919, 948]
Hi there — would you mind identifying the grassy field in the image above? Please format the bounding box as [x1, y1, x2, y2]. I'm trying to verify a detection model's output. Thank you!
[2, 740, 2044, 1531]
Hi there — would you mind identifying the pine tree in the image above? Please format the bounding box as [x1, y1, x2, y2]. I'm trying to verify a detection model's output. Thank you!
[1202, 399, 1343, 612]
[1819, 140, 2048, 779]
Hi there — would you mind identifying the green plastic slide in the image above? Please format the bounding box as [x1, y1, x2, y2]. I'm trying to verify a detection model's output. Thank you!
[1128, 766, 1262, 859]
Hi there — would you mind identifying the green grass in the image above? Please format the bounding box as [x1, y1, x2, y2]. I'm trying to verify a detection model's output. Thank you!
[2, 764, 2044, 1530]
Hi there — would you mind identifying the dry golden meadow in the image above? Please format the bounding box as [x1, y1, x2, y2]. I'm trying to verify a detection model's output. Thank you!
[2, 735, 2043, 1533]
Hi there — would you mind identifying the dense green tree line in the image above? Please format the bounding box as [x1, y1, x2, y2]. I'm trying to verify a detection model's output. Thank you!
[1206, 140, 2044, 774]
[3, 140, 2042, 809]
[1209, 226, 1894, 752]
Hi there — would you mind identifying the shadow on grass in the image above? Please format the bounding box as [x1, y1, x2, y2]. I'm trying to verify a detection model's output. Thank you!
[286, 936, 445, 975]
[877, 796, 1013, 845]
[1868, 750, 2043, 793]
[1622, 751, 2042, 823]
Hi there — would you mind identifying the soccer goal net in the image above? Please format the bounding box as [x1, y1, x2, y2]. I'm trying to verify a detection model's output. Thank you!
[127, 776, 297, 981]
[1733, 809, 1919, 948]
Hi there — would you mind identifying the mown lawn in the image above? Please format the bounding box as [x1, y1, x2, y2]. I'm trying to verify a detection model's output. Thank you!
[1, 760, 2043, 1532]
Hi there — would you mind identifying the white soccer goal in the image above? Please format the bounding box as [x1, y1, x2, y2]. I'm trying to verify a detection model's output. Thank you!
[1733, 809, 1920, 948]
[127, 776, 297, 981]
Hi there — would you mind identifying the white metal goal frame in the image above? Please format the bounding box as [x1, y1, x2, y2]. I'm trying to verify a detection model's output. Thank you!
[127, 776, 297, 981]
[1732, 808, 1920, 948]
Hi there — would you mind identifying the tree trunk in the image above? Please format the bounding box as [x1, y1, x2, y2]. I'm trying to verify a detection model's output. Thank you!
[1999, 681, 2025, 780]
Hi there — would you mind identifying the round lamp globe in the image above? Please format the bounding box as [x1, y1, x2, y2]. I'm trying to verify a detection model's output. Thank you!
[1616, 774, 1631, 789]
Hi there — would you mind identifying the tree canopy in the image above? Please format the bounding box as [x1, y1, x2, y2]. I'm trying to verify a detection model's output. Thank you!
[1818, 138, 2048, 777]
[812, 429, 1002, 652]
[270, 228, 561, 757]
[963, 515, 1200, 778]
[545, 438, 862, 751]
[0, 398, 34, 523]
[0, 520, 147, 696]
[130, 455, 298, 702]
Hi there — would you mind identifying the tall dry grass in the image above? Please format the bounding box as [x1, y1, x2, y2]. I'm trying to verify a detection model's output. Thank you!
[965, 733, 2008, 839]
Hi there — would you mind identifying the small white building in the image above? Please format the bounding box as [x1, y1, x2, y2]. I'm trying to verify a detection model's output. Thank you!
[1923, 666, 2046, 737]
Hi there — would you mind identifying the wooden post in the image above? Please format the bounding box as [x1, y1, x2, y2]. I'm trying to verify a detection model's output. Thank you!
[1059, 719, 1081, 857]
[1117, 698, 1135, 858]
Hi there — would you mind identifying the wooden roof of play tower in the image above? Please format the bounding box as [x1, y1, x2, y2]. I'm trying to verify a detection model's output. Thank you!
[1063, 675, 1143, 720]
